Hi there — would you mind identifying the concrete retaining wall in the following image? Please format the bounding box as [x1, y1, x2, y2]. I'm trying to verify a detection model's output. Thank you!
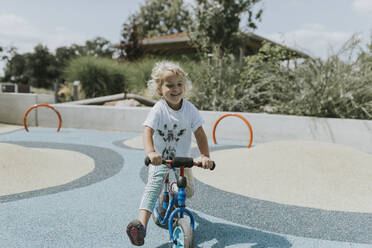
[38, 105, 150, 132]
[0, 93, 54, 125]
[1, 93, 372, 153]
[39, 104, 372, 153]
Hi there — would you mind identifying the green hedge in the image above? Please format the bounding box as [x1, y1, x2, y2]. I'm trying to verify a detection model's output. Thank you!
[62, 39, 372, 120]
[190, 38, 372, 120]
[64, 56, 128, 98]
[63, 55, 204, 99]
[119, 56, 204, 97]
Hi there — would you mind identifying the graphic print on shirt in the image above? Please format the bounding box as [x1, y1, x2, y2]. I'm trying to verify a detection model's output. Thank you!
[157, 123, 186, 159]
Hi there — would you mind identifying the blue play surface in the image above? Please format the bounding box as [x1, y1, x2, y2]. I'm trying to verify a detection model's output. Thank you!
[0, 127, 371, 247]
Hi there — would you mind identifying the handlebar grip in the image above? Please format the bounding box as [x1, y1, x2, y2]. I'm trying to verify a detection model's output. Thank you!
[144, 157, 151, 166]
[210, 161, 216, 171]
[144, 156, 167, 166]
[194, 161, 216, 170]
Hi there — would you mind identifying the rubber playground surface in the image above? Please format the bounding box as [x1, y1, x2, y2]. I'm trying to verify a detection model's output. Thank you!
[1, 123, 372, 247]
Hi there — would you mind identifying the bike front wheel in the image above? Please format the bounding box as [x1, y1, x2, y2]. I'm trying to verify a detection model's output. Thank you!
[171, 218, 194, 248]
[153, 198, 168, 229]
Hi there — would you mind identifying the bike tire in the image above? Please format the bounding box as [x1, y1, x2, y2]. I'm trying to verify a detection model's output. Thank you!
[152, 199, 168, 229]
[171, 218, 194, 248]
[152, 209, 162, 226]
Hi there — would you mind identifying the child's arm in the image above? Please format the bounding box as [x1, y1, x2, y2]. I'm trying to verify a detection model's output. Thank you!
[194, 126, 213, 169]
[143, 126, 162, 165]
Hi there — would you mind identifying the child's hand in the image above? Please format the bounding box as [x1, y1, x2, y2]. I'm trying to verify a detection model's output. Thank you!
[201, 156, 213, 169]
[148, 152, 162, 165]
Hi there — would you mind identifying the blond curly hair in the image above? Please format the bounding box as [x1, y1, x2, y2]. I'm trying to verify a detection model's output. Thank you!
[147, 61, 192, 97]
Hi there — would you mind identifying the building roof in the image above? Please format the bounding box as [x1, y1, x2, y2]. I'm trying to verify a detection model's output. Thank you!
[142, 33, 189, 43]
[116, 32, 310, 58]
[243, 32, 310, 58]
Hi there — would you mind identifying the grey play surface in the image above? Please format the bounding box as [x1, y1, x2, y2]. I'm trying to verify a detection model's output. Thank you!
[1, 127, 372, 248]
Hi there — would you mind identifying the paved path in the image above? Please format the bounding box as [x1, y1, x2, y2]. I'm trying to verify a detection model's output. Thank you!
[1, 126, 372, 247]
[0, 123, 22, 133]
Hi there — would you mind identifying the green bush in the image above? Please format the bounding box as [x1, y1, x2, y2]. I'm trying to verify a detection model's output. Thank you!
[190, 36, 372, 120]
[63, 56, 204, 99]
[240, 37, 372, 119]
[63, 36, 372, 121]
[280, 55, 372, 119]
[119, 56, 204, 97]
[64, 56, 128, 98]
[189, 48, 246, 111]
[119, 58, 158, 93]
[239, 42, 300, 113]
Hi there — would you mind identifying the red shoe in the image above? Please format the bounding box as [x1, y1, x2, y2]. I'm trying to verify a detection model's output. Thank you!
[126, 220, 146, 246]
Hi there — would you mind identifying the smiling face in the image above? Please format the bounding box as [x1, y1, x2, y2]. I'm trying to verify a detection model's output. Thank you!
[159, 71, 185, 110]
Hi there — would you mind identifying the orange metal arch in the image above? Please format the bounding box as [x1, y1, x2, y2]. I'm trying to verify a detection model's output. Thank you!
[23, 104, 62, 132]
[212, 113, 253, 148]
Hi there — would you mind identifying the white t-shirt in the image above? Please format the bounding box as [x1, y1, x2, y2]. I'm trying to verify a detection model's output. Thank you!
[143, 98, 204, 159]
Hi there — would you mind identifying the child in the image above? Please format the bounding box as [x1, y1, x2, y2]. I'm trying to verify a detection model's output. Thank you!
[126, 61, 213, 246]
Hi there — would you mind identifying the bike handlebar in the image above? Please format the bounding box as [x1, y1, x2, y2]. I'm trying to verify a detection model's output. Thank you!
[144, 156, 215, 171]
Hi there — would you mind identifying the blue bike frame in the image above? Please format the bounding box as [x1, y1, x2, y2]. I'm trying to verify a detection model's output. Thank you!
[153, 183, 195, 243]
[147, 156, 215, 246]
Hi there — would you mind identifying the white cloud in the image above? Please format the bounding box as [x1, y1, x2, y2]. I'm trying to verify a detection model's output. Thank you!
[0, 13, 87, 54]
[352, 0, 372, 16]
[265, 24, 357, 59]
[0, 14, 33, 34]
[0, 14, 41, 50]
[0, 13, 89, 76]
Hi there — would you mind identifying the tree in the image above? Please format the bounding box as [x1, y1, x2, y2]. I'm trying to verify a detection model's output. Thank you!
[188, 0, 263, 54]
[64, 56, 128, 98]
[2, 37, 114, 88]
[2, 52, 28, 84]
[83, 37, 115, 57]
[131, 0, 191, 38]
[0, 46, 17, 64]
[136, 0, 191, 38]
[120, 0, 191, 60]
[56, 37, 114, 66]
[2, 45, 57, 88]
[27, 45, 59, 88]
[55, 46, 79, 69]
[119, 15, 144, 60]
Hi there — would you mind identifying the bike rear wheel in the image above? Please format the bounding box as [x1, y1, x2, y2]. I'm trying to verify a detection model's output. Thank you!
[171, 218, 194, 248]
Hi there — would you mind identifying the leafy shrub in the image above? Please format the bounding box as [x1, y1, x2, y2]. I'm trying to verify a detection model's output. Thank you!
[239, 41, 300, 113]
[120, 56, 204, 98]
[57, 82, 86, 102]
[240, 37, 372, 119]
[64, 56, 127, 98]
[120, 58, 158, 93]
[189, 48, 247, 111]
[190, 36, 372, 120]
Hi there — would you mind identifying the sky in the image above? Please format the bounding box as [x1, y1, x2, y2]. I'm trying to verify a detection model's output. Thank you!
[0, 0, 371, 75]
